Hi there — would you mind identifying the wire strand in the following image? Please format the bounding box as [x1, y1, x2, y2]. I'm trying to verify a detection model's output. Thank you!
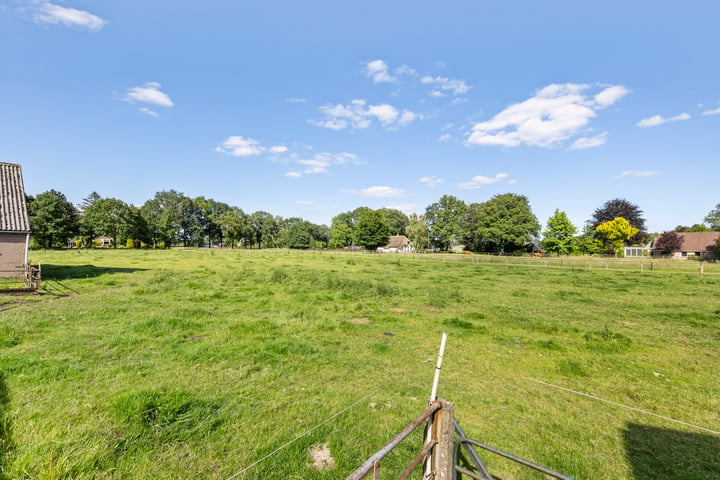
[524, 377, 720, 436]
[225, 357, 434, 480]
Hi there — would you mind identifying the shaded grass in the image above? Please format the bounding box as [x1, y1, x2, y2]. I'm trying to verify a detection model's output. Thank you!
[0, 248, 716, 478]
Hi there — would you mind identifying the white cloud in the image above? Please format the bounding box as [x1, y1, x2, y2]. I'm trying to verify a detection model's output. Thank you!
[421, 75, 471, 95]
[458, 173, 509, 189]
[358, 186, 407, 198]
[420, 176, 444, 187]
[429, 90, 446, 98]
[215, 136, 265, 157]
[33, 2, 106, 31]
[286, 97, 307, 103]
[568, 132, 608, 150]
[139, 107, 158, 118]
[366, 60, 397, 84]
[125, 82, 174, 108]
[285, 152, 357, 177]
[295, 200, 315, 205]
[701, 107, 720, 116]
[594, 85, 630, 108]
[312, 99, 418, 130]
[467, 83, 627, 148]
[617, 170, 660, 177]
[394, 64, 417, 77]
[268, 145, 288, 154]
[636, 113, 690, 128]
[384, 203, 417, 213]
[438, 134, 452, 142]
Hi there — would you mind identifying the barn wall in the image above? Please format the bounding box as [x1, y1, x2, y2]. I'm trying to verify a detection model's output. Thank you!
[0, 233, 28, 277]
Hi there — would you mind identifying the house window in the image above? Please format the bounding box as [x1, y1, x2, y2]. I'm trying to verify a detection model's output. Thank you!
[682, 252, 688, 257]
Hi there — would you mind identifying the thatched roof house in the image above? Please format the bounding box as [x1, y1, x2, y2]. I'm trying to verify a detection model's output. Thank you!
[377, 235, 412, 253]
[0, 163, 30, 276]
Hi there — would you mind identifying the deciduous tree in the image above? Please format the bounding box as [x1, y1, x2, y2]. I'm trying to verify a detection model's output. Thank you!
[355, 210, 389, 250]
[653, 231, 682, 254]
[595, 217, 639, 254]
[28, 190, 79, 248]
[406, 213, 429, 252]
[81, 197, 133, 248]
[426, 195, 468, 251]
[592, 198, 647, 244]
[704, 203, 720, 231]
[466, 193, 540, 253]
[542, 209, 577, 255]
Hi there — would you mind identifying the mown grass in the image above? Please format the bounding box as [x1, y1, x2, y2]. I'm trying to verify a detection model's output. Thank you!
[0, 248, 717, 479]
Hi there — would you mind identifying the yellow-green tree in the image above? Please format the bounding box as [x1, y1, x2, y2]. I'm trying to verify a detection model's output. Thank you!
[595, 217, 639, 254]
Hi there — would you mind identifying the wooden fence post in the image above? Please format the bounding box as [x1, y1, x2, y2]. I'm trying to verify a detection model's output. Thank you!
[430, 400, 455, 480]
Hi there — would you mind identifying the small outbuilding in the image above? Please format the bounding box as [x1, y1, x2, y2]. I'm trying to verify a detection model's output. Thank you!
[0, 162, 30, 277]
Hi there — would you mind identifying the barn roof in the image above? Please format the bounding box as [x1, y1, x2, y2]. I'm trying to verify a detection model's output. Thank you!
[0, 163, 30, 233]
[678, 232, 719, 252]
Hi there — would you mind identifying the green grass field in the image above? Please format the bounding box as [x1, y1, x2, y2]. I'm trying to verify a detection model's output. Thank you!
[0, 249, 718, 479]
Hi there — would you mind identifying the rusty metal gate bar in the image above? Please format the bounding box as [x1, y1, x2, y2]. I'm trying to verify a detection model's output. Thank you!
[345, 399, 445, 480]
[452, 420, 575, 480]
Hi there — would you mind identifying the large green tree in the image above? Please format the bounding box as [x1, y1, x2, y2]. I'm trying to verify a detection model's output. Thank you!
[194, 196, 230, 247]
[354, 210, 390, 250]
[406, 213, 429, 252]
[27, 190, 79, 248]
[595, 217, 639, 254]
[376, 208, 409, 235]
[704, 203, 720, 231]
[81, 197, 134, 248]
[542, 209, 577, 255]
[592, 198, 647, 244]
[218, 207, 251, 247]
[140, 190, 190, 247]
[466, 193, 540, 253]
[425, 195, 468, 250]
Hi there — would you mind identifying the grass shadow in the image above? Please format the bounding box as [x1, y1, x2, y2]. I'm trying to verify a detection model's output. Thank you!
[624, 423, 720, 480]
[40, 264, 149, 281]
[0, 373, 12, 480]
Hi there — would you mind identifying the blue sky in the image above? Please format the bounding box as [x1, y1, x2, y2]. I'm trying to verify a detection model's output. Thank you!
[2, 1, 719, 233]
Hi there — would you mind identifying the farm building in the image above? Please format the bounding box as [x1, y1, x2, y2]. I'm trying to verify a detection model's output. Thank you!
[0, 162, 30, 276]
[377, 235, 412, 253]
[651, 231, 719, 260]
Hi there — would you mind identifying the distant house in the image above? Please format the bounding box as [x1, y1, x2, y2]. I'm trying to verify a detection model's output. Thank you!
[651, 232, 719, 260]
[377, 235, 412, 253]
[0, 163, 30, 276]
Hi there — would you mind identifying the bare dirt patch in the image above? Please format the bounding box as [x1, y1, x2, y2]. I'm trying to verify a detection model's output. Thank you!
[348, 317, 370, 325]
[309, 443, 336, 471]
[389, 307, 406, 313]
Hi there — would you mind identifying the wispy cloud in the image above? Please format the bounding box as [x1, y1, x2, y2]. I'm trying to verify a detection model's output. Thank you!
[636, 113, 690, 128]
[438, 134, 452, 142]
[138, 107, 158, 118]
[568, 132, 608, 150]
[421, 75, 471, 95]
[125, 82, 174, 111]
[467, 83, 628, 148]
[286, 97, 307, 103]
[285, 152, 357, 177]
[295, 200, 315, 206]
[215, 136, 288, 157]
[312, 99, 419, 130]
[616, 170, 660, 177]
[356, 186, 408, 198]
[33, 2, 106, 31]
[458, 173, 510, 189]
[701, 106, 720, 116]
[419, 176, 444, 187]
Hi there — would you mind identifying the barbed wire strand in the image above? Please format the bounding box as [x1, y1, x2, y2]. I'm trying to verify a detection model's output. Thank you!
[225, 357, 434, 480]
[524, 377, 720, 436]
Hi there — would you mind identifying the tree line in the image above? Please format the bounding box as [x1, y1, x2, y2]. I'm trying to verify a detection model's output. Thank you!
[25, 189, 720, 254]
